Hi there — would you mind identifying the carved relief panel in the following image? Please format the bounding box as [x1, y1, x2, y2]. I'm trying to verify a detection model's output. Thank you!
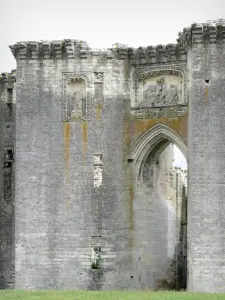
[138, 74, 183, 107]
[134, 66, 187, 108]
[62, 73, 91, 121]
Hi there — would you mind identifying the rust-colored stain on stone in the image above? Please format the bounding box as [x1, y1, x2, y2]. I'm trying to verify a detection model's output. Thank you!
[131, 117, 188, 144]
[64, 122, 71, 208]
[123, 109, 134, 249]
[82, 121, 88, 161]
[96, 103, 103, 121]
[205, 86, 209, 104]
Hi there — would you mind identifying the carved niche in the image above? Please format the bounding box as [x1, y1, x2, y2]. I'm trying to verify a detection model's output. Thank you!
[62, 73, 91, 121]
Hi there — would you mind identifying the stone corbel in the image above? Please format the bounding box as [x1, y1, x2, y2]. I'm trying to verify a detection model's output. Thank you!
[64, 39, 75, 58]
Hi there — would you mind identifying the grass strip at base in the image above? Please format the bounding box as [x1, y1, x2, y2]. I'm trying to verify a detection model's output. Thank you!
[0, 290, 225, 300]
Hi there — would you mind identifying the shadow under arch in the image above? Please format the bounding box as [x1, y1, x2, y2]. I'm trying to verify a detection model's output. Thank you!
[131, 123, 187, 178]
[131, 123, 188, 290]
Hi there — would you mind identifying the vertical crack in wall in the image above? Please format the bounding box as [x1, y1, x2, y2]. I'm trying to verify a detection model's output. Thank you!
[64, 122, 71, 208]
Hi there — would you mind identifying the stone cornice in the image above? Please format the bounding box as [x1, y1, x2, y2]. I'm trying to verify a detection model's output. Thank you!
[9, 40, 187, 63]
[128, 44, 187, 65]
[177, 19, 225, 50]
[9, 40, 115, 60]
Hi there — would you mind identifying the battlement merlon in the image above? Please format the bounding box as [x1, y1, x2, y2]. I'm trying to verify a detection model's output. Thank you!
[177, 19, 225, 50]
[0, 70, 16, 89]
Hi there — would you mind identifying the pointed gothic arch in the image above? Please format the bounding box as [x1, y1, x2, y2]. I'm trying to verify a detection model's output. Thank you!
[131, 123, 187, 178]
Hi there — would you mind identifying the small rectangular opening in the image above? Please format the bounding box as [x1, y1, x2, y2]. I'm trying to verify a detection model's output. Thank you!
[7, 89, 13, 103]
[94, 153, 103, 165]
[5, 103, 12, 122]
[127, 158, 134, 163]
[91, 247, 101, 269]
[91, 236, 102, 269]
[3, 170, 12, 201]
[5, 147, 14, 161]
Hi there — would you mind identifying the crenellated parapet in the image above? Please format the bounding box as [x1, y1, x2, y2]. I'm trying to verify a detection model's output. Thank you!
[177, 19, 225, 50]
[0, 70, 16, 90]
[9, 40, 116, 60]
[9, 39, 187, 64]
[128, 43, 186, 65]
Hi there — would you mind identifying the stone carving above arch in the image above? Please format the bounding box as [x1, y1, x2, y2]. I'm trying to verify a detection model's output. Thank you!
[62, 73, 92, 121]
[133, 65, 187, 107]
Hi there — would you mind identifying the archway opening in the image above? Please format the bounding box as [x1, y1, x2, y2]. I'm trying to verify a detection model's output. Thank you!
[132, 124, 187, 290]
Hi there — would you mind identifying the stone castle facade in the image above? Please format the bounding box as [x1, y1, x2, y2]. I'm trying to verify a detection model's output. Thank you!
[0, 19, 225, 292]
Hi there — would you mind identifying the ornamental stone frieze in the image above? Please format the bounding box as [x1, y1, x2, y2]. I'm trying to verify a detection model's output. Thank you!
[131, 104, 187, 119]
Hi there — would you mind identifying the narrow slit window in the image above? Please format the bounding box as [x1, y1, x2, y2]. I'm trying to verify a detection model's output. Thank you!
[5, 103, 12, 122]
[7, 89, 13, 103]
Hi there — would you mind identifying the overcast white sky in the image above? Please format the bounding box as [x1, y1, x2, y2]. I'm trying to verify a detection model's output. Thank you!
[1, 0, 223, 168]
[173, 146, 186, 169]
[1, 0, 224, 71]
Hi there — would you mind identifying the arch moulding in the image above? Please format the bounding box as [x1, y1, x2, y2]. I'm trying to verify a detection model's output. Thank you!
[134, 65, 186, 84]
[131, 123, 187, 175]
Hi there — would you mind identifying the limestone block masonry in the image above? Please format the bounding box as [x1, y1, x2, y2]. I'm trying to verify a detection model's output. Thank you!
[0, 19, 225, 293]
[181, 21, 225, 292]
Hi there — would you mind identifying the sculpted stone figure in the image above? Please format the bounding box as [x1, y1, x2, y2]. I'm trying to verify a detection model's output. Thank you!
[66, 77, 86, 119]
[140, 76, 180, 107]
[156, 76, 165, 85]
[70, 91, 84, 116]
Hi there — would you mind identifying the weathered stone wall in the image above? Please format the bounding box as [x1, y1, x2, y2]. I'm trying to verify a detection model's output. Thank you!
[0, 72, 16, 288]
[6, 19, 225, 292]
[9, 38, 189, 290]
[179, 21, 225, 293]
[12, 43, 135, 289]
